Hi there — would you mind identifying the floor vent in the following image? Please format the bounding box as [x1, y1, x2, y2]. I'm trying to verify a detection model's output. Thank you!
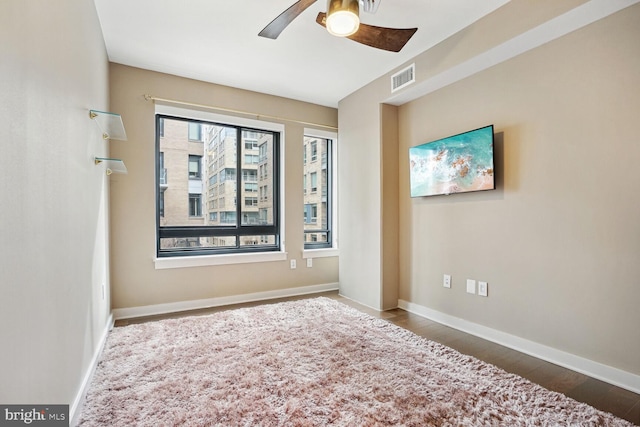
[391, 63, 415, 93]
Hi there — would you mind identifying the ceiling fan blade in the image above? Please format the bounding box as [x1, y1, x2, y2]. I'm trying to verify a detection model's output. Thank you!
[259, 0, 317, 39]
[316, 12, 417, 52]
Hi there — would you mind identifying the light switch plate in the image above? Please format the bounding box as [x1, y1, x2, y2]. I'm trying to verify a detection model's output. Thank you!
[466, 279, 476, 294]
[443, 274, 451, 288]
[478, 281, 488, 297]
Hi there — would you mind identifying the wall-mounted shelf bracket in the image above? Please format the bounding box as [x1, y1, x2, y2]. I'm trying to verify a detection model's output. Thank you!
[95, 157, 128, 175]
[89, 110, 127, 141]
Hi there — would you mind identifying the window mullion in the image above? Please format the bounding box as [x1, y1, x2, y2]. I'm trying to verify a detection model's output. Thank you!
[326, 138, 332, 245]
[272, 133, 279, 236]
[236, 128, 242, 239]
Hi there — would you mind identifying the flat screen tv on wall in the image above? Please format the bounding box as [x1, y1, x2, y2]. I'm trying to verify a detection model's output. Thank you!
[409, 125, 495, 198]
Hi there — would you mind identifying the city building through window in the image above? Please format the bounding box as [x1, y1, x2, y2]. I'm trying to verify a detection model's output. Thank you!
[157, 115, 280, 257]
[303, 135, 333, 249]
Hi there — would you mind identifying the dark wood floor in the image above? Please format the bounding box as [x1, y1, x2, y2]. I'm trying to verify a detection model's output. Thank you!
[115, 291, 640, 425]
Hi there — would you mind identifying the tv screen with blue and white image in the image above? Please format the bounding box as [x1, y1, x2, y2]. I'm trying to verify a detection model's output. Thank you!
[409, 125, 495, 198]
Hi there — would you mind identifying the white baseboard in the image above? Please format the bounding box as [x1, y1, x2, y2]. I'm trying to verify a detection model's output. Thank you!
[112, 283, 340, 320]
[69, 313, 114, 426]
[398, 299, 640, 395]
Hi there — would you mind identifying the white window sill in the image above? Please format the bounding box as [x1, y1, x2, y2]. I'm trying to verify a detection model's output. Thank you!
[302, 248, 339, 259]
[154, 251, 288, 270]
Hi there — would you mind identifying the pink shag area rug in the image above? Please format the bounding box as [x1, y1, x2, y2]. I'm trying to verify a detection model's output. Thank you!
[80, 297, 632, 426]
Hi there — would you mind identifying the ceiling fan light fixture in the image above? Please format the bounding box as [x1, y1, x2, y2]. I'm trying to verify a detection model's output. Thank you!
[326, 0, 360, 37]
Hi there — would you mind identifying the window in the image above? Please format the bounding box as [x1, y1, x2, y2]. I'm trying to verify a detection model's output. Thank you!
[304, 204, 317, 224]
[259, 143, 268, 162]
[244, 138, 258, 150]
[244, 154, 259, 164]
[303, 134, 334, 249]
[188, 122, 202, 141]
[189, 194, 202, 217]
[156, 114, 280, 257]
[220, 168, 236, 182]
[189, 155, 202, 179]
[220, 211, 236, 224]
[260, 185, 269, 201]
[310, 172, 317, 193]
[242, 169, 257, 182]
[159, 152, 167, 185]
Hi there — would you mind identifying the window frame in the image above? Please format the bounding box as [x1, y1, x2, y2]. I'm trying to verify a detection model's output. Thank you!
[155, 111, 283, 260]
[303, 129, 337, 252]
[188, 193, 202, 217]
[188, 155, 202, 179]
[188, 122, 202, 141]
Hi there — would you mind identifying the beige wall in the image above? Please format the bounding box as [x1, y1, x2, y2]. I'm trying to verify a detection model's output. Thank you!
[380, 104, 400, 310]
[108, 64, 338, 310]
[340, 0, 640, 380]
[0, 0, 112, 412]
[338, 85, 385, 309]
[338, 1, 591, 311]
[398, 3, 640, 376]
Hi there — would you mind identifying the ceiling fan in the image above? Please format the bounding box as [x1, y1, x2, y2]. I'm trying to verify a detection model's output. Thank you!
[258, 0, 418, 52]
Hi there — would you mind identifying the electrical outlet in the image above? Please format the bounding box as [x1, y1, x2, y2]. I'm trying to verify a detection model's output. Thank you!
[290, 259, 296, 269]
[443, 274, 451, 288]
[478, 281, 488, 297]
[466, 279, 476, 294]
[306, 258, 313, 268]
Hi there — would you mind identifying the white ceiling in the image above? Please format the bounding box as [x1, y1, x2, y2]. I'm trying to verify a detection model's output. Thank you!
[94, 0, 510, 108]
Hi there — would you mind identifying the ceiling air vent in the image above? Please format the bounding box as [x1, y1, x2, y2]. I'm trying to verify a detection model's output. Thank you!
[391, 63, 415, 93]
